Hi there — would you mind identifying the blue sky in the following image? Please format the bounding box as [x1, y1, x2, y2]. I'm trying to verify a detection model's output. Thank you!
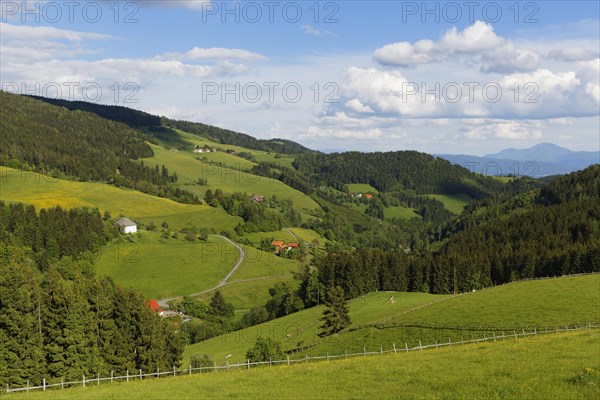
[1, 1, 599, 154]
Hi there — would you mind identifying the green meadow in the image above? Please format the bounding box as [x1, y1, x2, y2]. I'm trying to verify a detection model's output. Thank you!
[94, 232, 238, 300]
[425, 193, 473, 214]
[299, 274, 600, 357]
[183, 291, 445, 365]
[12, 330, 599, 400]
[383, 205, 421, 220]
[185, 274, 599, 364]
[0, 167, 240, 231]
[142, 144, 319, 212]
[346, 183, 378, 193]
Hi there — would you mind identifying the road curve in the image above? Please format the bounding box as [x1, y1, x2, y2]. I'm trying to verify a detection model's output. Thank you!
[156, 235, 245, 308]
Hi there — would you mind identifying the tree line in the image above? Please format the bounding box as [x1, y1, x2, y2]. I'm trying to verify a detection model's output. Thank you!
[0, 202, 183, 388]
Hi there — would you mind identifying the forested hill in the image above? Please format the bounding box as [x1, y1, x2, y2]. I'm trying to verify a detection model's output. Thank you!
[0, 92, 198, 204]
[316, 165, 600, 297]
[161, 118, 314, 155]
[25, 94, 315, 155]
[293, 151, 501, 197]
[27, 95, 161, 127]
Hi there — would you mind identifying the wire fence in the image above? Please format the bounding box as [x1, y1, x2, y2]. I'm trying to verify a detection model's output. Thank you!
[5, 322, 597, 395]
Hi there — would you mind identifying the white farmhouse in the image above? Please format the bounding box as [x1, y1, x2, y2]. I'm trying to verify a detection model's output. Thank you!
[115, 217, 137, 234]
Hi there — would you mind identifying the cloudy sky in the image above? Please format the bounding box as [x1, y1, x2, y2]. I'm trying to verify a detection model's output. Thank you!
[1, 0, 598, 154]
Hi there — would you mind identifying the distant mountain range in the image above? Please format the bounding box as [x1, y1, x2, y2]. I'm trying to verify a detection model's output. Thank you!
[437, 143, 599, 178]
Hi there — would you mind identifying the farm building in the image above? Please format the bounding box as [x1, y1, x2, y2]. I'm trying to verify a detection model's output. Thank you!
[115, 217, 137, 234]
[147, 300, 162, 313]
[251, 194, 265, 203]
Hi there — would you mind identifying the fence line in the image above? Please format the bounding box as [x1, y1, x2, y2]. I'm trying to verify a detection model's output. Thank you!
[5, 322, 597, 395]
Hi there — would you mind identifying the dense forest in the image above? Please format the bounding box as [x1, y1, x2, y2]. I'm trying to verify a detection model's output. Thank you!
[28, 96, 161, 127]
[0, 202, 182, 387]
[293, 151, 503, 197]
[315, 166, 600, 296]
[0, 92, 198, 204]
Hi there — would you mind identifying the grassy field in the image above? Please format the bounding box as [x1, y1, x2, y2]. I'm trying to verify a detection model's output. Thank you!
[13, 330, 599, 399]
[346, 183, 378, 193]
[94, 232, 239, 299]
[192, 275, 298, 311]
[186, 274, 599, 364]
[425, 193, 472, 214]
[163, 128, 296, 169]
[383, 205, 421, 220]
[183, 291, 446, 365]
[0, 168, 241, 231]
[96, 231, 300, 306]
[142, 144, 319, 212]
[299, 274, 600, 357]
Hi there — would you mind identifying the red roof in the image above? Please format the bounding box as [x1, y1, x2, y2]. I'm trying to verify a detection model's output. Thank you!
[287, 242, 299, 248]
[363, 194, 374, 199]
[148, 300, 162, 312]
[272, 241, 286, 248]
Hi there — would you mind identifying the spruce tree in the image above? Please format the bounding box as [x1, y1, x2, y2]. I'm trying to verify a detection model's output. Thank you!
[319, 286, 351, 337]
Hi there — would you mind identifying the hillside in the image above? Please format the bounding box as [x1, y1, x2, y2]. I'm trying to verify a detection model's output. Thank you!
[10, 330, 599, 399]
[0, 92, 197, 204]
[184, 274, 598, 364]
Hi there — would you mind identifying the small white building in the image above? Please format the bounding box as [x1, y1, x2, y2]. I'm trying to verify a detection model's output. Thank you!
[115, 217, 137, 234]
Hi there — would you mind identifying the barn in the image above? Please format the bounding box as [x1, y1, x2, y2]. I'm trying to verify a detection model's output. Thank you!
[115, 217, 137, 234]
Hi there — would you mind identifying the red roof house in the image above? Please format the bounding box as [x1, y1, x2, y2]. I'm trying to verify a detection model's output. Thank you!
[287, 242, 299, 249]
[148, 300, 163, 313]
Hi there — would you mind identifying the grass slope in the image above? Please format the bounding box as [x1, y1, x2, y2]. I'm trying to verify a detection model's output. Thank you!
[346, 183, 378, 193]
[143, 144, 319, 212]
[426, 193, 472, 214]
[300, 274, 600, 357]
[13, 331, 599, 399]
[183, 291, 446, 365]
[94, 232, 239, 299]
[383, 205, 421, 220]
[0, 168, 240, 231]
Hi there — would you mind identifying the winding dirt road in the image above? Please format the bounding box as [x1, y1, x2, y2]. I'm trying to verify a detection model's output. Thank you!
[156, 235, 244, 308]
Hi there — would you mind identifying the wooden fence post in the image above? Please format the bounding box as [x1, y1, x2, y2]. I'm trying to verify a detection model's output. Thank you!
[419, 340, 422, 351]
[363, 347, 366, 356]
[139, 369, 142, 380]
[126, 370, 129, 382]
[305, 354, 308, 364]
[405, 343, 408, 352]
[97, 373, 100, 385]
[287, 355, 290, 366]
[43, 378, 46, 391]
[327, 352, 329, 361]
[157, 366, 160, 378]
[111, 371, 114, 383]
[345, 350, 347, 358]
[393, 343, 397, 354]
[213, 362, 217, 373]
[83, 375, 85, 388]
[247, 359, 250, 369]
[173, 366, 177, 377]
[61, 378, 63, 389]
[189, 364, 192, 375]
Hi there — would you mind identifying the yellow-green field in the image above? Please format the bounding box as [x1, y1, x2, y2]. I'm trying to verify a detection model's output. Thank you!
[0, 168, 240, 231]
[11, 330, 599, 399]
